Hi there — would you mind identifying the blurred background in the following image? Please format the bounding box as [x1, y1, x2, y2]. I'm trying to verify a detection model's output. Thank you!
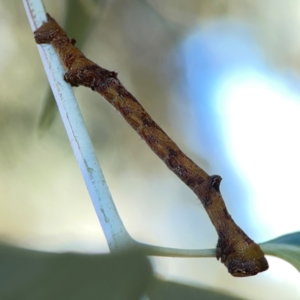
[1, 0, 300, 299]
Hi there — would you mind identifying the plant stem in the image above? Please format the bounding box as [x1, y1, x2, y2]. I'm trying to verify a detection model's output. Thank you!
[23, 0, 135, 252]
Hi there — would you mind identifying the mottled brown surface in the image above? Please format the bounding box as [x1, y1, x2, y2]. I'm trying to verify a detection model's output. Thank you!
[34, 13, 268, 277]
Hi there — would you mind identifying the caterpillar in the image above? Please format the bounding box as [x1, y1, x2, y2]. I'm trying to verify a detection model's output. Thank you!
[34, 13, 268, 277]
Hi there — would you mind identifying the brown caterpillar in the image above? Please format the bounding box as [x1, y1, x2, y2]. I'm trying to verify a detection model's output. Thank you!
[34, 13, 268, 277]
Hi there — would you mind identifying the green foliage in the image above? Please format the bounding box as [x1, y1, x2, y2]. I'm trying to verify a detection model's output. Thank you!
[2, 232, 300, 299]
[261, 231, 300, 273]
[0, 244, 239, 300]
[0, 244, 150, 300]
[148, 278, 242, 300]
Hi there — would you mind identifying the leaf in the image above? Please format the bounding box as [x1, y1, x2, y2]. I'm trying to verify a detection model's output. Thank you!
[147, 277, 243, 300]
[262, 231, 300, 246]
[260, 231, 300, 272]
[0, 244, 152, 300]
